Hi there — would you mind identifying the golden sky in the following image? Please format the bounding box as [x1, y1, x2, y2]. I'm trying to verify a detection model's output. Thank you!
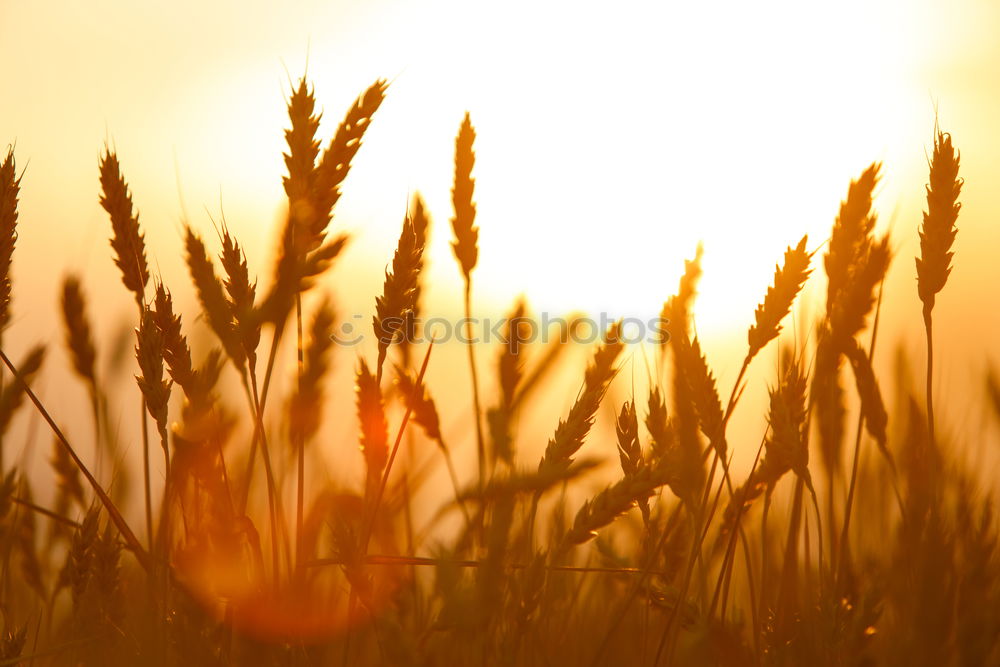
[3, 0, 1000, 485]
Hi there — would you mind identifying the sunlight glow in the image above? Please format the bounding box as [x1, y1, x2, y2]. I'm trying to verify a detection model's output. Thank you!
[285, 0, 931, 333]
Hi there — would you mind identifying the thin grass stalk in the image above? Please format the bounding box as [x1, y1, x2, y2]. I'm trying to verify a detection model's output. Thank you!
[295, 292, 304, 576]
[464, 282, 486, 503]
[139, 390, 152, 552]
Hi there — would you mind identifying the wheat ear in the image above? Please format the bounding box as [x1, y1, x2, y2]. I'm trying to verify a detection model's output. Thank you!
[99, 150, 149, 306]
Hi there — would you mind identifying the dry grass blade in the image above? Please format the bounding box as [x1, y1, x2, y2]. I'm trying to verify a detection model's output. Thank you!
[747, 235, 813, 360]
[451, 112, 479, 280]
[99, 150, 149, 305]
[0, 147, 20, 328]
[61, 276, 97, 384]
[917, 130, 962, 313]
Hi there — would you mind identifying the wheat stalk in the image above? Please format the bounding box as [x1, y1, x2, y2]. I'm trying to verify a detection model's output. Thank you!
[487, 299, 530, 468]
[373, 214, 422, 384]
[60, 277, 97, 386]
[0, 345, 46, 439]
[824, 162, 880, 312]
[184, 226, 245, 368]
[814, 166, 882, 483]
[219, 226, 261, 369]
[151, 283, 198, 398]
[357, 358, 389, 503]
[289, 298, 335, 445]
[559, 464, 669, 554]
[747, 235, 813, 360]
[917, 129, 962, 444]
[99, 150, 149, 306]
[615, 400, 649, 524]
[0, 147, 20, 330]
[50, 436, 85, 515]
[134, 308, 172, 555]
[289, 297, 335, 571]
[135, 309, 171, 447]
[448, 112, 487, 503]
[283, 77, 322, 255]
[537, 322, 623, 478]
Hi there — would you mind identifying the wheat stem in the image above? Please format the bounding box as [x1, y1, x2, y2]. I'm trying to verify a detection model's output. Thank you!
[464, 282, 486, 503]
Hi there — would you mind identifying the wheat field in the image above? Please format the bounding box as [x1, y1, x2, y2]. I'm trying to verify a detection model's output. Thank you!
[0, 71, 998, 667]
